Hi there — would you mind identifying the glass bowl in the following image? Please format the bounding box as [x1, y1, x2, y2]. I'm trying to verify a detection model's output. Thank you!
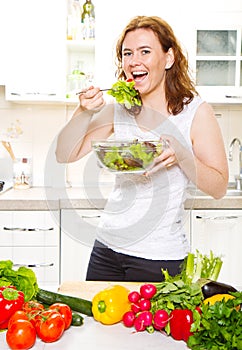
[92, 139, 168, 174]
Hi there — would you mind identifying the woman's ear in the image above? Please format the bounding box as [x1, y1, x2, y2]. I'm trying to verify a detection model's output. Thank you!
[165, 48, 175, 70]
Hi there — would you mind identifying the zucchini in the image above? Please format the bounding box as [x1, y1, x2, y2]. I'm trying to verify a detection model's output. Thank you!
[71, 312, 84, 326]
[199, 279, 237, 299]
[36, 289, 93, 316]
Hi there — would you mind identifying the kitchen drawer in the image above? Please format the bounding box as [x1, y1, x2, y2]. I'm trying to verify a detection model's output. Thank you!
[0, 210, 59, 246]
[14, 246, 59, 284]
[0, 210, 60, 287]
[0, 229, 59, 247]
[1, 246, 59, 286]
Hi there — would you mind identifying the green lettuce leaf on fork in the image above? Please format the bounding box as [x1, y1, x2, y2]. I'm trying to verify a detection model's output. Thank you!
[107, 79, 142, 109]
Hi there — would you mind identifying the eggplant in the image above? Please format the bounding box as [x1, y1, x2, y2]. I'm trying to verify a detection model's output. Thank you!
[200, 279, 237, 298]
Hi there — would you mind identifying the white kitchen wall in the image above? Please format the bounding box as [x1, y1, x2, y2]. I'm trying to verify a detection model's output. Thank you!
[0, 86, 67, 186]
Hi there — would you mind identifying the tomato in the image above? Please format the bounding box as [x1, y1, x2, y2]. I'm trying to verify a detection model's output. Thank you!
[8, 310, 28, 329]
[27, 309, 43, 328]
[35, 309, 65, 343]
[22, 301, 44, 313]
[6, 319, 36, 350]
[49, 303, 72, 330]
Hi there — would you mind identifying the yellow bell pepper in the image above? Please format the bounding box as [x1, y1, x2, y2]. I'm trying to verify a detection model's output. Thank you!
[204, 294, 235, 305]
[92, 285, 131, 325]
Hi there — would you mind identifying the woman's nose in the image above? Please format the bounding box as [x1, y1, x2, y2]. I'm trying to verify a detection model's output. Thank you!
[129, 55, 141, 66]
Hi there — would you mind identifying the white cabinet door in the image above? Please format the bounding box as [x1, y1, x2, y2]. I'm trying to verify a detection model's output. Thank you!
[5, 0, 66, 102]
[0, 210, 60, 288]
[191, 210, 242, 287]
[61, 209, 101, 282]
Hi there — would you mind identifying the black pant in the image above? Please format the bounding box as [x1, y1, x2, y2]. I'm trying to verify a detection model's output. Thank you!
[86, 240, 184, 282]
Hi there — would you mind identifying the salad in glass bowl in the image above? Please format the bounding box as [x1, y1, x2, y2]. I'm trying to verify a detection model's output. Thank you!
[92, 139, 168, 174]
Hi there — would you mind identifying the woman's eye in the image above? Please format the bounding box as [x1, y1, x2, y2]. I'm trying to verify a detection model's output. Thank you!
[123, 51, 132, 57]
[142, 49, 150, 55]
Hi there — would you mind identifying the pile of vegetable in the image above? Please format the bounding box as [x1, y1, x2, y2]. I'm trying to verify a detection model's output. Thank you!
[0, 260, 88, 349]
[0, 250, 241, 349]
[107, 79, 142, 110]
[119, 251, 242, 349]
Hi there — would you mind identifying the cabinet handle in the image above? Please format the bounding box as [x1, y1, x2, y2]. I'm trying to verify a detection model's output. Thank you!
[13, 263, 54, 268]
[81, 215, 101, 219]
[225, 95, 242, 99]
[3, 227, 54, 232]
[195, 215, 238, 221]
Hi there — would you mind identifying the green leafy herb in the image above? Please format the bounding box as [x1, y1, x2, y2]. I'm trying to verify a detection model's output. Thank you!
[151, 279, 203, 314]
[0, 260, 38, 301]
[150, 250, 224, 335]
[107, 79, 142, 109]
[187, 292, 242, 349]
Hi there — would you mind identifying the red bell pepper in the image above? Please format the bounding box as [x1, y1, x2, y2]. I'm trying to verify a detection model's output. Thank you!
[169, 309, 193, 342]
[0, 286, 25, 329]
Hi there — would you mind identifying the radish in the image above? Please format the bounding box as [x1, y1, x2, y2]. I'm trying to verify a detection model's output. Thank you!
[140, 284, 157, 299]
[134, 311, 153, 332]
[131, 303, 141, 314]
[138, 311, 153, 327]
[153, 309, 169, 330]
[122, 311, 136, 327]
[134, 316, 146, 332]
[139, 298, 151, 311]
[128, 291, 140, 303]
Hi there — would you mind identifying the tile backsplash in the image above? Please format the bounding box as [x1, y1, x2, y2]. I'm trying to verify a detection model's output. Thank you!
[0, 85, 242, 187]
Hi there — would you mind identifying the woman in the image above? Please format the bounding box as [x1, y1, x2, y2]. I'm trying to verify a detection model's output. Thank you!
[56, 16, 228, 282]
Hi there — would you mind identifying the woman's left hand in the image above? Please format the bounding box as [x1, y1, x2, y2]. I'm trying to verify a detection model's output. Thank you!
[144, 135, 191, 176]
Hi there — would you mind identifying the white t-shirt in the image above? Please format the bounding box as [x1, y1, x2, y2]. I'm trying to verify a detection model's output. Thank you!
[96, 96, 204, 260]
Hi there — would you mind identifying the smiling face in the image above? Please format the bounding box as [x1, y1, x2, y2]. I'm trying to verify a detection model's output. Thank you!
[121, 28, 174, 97]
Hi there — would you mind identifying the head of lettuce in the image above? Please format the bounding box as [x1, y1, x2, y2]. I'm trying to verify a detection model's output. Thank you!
[0, 260, 38, 301]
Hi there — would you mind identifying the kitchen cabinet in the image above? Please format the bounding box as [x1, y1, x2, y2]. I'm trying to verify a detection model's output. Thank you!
[65, 40, 95, 102]
[194, 28, 242, 102]
[190, 209, 242, 287]
[5, 0, 66, 102]
[0, 210, 60, 289]
[60, 208, 101, 282]
[4, 0, 96, 104]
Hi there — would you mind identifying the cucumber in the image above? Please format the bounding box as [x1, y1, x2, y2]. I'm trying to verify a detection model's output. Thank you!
[36, 289, 93, 316]
[71, 312, 84, 326]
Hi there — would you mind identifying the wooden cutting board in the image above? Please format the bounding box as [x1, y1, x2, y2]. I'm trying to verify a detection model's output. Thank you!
[58, 281, 143, 300]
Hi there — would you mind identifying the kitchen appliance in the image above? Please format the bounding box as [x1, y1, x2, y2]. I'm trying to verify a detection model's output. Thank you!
[0, 180, 12, 194]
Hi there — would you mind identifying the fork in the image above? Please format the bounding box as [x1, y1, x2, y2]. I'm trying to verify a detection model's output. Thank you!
[76, 88, 110, 95]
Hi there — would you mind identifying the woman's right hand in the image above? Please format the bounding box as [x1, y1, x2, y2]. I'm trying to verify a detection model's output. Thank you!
[78, 86, 106, 113]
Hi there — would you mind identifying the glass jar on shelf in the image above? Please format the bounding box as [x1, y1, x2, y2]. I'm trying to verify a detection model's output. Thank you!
[66, 61, 86, 98]
[81, 0, 95, 40]
[13, 158, 32, 189]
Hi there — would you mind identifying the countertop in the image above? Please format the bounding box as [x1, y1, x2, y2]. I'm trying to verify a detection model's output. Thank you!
[0, 185, 242, 210]
[0, 281, 189, 350]
[0, 318, 188, 350]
